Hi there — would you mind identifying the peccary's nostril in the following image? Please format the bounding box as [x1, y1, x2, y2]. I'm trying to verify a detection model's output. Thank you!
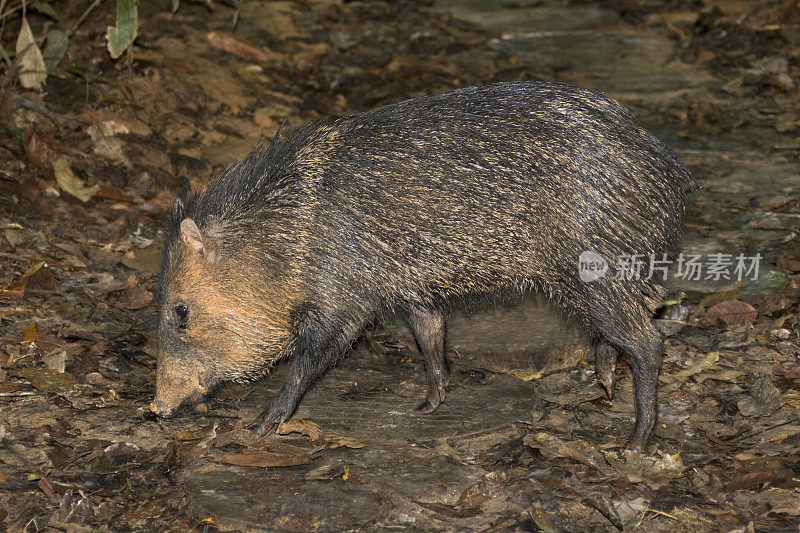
[149, 401, 175, 418]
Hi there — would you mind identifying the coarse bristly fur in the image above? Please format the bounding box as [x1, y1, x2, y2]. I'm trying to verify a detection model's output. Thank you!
[152, 81, 696, 451]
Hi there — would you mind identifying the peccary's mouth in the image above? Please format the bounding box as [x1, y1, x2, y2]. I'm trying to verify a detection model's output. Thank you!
[149, 384, 208, 418]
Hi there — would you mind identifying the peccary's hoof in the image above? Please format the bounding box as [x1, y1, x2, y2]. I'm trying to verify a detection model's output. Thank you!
[415, 387, 446, 414]
[415, 400, 437, 414]
[626, 441, 645, 454]
[596, 372, 616, 400]
[247, 417, 282, 436]
[594, 342, 618, 400]
[247, 422, 266, 436]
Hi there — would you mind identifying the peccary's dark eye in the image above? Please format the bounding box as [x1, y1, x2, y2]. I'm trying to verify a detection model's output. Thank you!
[175, 305, 189, 324]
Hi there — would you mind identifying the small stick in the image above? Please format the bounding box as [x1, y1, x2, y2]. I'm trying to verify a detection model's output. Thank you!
[68, 0, 104, 38]
[728, 416, 800, 444]
[0, 87, 83, 129]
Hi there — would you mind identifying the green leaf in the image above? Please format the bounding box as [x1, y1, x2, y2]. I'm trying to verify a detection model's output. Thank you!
[31, 1, 59, 19]
[106, 0, 138, 59]
[43, 30, 69, 73]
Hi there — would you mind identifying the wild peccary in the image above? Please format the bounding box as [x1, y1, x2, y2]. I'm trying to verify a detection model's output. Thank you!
[150, 81, 694, 452]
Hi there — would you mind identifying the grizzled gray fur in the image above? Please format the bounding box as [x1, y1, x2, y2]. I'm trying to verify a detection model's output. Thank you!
[151, 81, 694, 452]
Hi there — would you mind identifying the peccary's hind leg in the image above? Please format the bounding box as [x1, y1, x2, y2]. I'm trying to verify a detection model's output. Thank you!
[621, 325, 663, 453]
[595, 341, 619, 399]
[565, 280, 663, 452]
[407, 306, 449, 413]
[594, 308, 663, 453]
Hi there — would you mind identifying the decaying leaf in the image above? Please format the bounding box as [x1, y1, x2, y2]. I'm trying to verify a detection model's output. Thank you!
[16, 18, 47, 90]
[724, 469, 789, 491]
[704, 300, 757, 326]
[205, 32, 277, 63]
[123, 274, 153, 310]
[86, 123, 132, 167]
[523, 433, 615, 476]
[210, 448, 312, 468]
[43, 30, 69, 73]
[670, 351, 720, 381]
[278, 419, 323, 440]
[0, 261, 45, 299]
[52, 158, 99, 203]
[23, 128, 61, 167]
[15, 367, 76, 393]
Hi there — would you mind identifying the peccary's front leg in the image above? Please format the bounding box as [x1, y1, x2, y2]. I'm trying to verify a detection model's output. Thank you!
[407, 306, 449, 413]
[250, 308, 358, 435]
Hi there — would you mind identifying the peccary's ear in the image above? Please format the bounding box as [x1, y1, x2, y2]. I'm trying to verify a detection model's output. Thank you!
[180, 218, 217, 262]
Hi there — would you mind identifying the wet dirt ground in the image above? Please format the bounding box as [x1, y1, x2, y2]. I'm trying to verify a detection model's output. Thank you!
[1, 0, 799, 531]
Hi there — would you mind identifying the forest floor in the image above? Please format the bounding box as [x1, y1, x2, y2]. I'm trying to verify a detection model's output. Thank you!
[0, 0, 799, 531]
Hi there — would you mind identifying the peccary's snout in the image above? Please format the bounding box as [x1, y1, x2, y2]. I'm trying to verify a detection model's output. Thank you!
[149, 399, 176, 418]
[150, 357, 205, 418]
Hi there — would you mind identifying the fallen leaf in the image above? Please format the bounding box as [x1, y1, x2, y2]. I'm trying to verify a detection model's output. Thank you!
[28, 266, 58, 291]
[205, 32, 277, 63]
[214, 425, 316, 455]
[278, 419, 323, 440]
[16, 18, 47, 90]
[42, 29, 69, 73]
[123, 274, 153, 310]
[704, 300, 757, 326]
[15, 367, 76, 393]
[322, 435, 366, 450]
[523, 433, 615, 476]
[22, 322, 39, 342]
[725, 470, 789, 491]
[52, 158, 99, 202]
[670, 351, 720, 381]
[210, 448, 311, 468]
[86, 124, 131, 167]
[23, 128, 61, 166]
[0, 260, 44, 299]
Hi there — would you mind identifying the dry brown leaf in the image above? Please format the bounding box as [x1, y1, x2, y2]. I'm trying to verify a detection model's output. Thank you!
[16, 19, 47, 90]
[670, 351, 720, 381]
[523, 433, 614, 476]
[277, 418, 323, 440]
[86, 124, 131, 167]
[205, 32, 277, 63]
[704, 300, 757, 326]
[210, 448, 311, 468]
[53, 158, 99, 203]
[23, 128, 61, 166]
[28, 266, 58, 291]
[123, 274, 153, 310]
[724, 470, 788, 491]
[214, 425, 315, 455]
[0, 261, 45, 299]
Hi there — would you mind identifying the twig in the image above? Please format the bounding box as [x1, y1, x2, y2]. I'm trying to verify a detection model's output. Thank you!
[68, 0, 104, 38]
[728, 416, 800, 444]
[0, 41, 11, 71]
[0, 0, 10, 69]
[0, 87, 83, 129]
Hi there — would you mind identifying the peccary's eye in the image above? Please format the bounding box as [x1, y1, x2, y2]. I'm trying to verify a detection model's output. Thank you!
[174, 305, 189, 324]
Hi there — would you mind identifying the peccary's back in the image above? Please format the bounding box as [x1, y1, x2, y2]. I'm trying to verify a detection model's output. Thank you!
[191, 81, 694, 307]
[303, 83, 691, 294]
